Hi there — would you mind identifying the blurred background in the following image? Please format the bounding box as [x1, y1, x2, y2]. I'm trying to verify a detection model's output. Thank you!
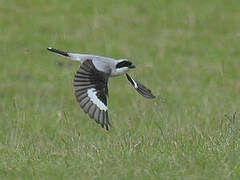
[0, 0, 240, 179]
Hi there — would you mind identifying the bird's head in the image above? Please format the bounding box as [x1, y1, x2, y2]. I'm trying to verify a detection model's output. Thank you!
[113, 59, 135, 75]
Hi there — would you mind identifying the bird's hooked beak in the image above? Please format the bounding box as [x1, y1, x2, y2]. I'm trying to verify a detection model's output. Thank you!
[129, 64, 136, 69]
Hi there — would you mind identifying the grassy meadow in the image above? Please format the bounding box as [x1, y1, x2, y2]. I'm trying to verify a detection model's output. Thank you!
[1, 0, 240, 179]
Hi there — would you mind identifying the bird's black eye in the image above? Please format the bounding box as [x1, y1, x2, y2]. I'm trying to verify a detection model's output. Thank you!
[116, 61, 132, 69]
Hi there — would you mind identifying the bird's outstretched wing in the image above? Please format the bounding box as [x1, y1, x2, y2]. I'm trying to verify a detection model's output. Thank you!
[126, 73, 155, 99]
[74, 59, 111, 130]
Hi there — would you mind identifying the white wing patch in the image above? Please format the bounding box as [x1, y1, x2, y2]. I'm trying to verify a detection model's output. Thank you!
[130, 76, 138, 88]
[87, 88, 108, 111]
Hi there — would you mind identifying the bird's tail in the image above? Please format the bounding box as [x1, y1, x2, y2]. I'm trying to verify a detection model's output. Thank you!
[47, 47, 84, 62]
[47, 47, 69, 57]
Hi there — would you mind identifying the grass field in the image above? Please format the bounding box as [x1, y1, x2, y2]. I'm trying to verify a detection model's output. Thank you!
[1, 0, 240, 179]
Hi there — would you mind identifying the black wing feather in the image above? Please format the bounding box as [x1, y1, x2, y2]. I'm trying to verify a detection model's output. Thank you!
[73, 59, 110, 130]
[126, 73, 155, 99]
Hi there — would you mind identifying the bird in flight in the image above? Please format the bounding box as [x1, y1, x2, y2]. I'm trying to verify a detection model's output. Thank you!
[47, 47, 155, 130]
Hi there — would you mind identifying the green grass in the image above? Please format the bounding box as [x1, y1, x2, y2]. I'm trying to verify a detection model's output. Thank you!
[1, 0, 240, 179]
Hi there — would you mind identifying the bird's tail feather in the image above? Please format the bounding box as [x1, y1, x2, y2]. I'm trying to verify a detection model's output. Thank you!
[47, 47, 84, 62]
[47, 47, 69, 57]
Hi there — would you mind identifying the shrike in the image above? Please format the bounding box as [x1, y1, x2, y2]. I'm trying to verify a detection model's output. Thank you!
[47, 47, 155, 130]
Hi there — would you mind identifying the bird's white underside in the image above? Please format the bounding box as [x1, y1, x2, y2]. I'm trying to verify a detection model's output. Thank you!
[111, 67, 129, 76]
[87, 88, 108, 111]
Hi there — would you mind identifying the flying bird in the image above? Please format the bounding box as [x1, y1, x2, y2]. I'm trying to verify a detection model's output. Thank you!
[47, 47, 155, 130]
